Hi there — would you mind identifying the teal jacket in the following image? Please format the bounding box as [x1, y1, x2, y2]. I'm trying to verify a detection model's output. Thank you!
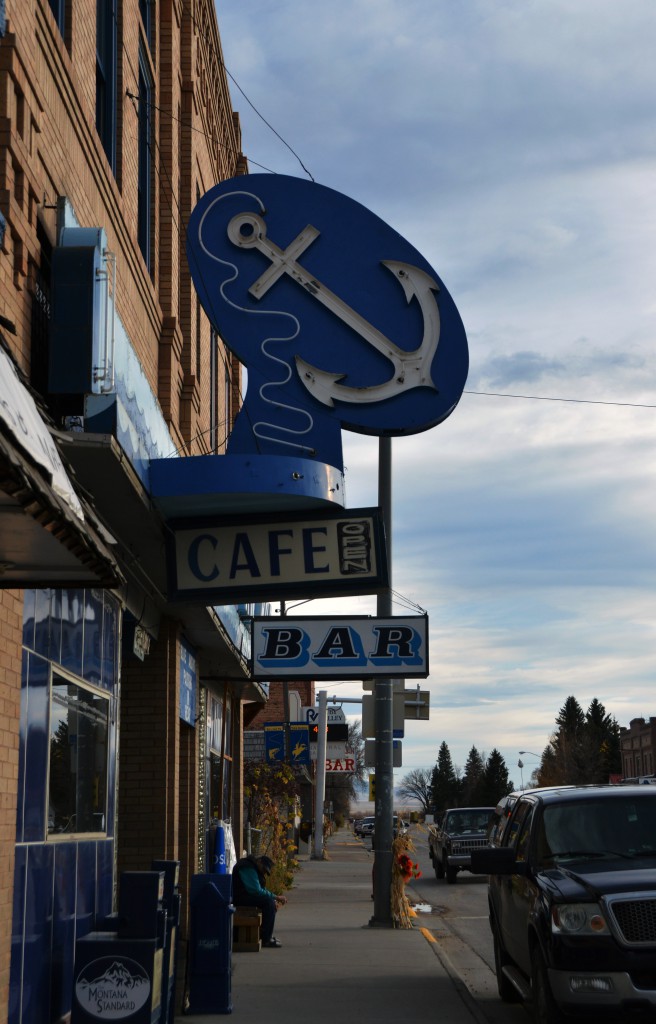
[233, 857, 276, 900]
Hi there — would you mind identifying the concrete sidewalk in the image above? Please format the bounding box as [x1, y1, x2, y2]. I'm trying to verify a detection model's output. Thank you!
[177, 827, 482, 1022]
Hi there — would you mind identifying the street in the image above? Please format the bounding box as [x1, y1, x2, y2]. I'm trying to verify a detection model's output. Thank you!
[386, 824, 530, 1024]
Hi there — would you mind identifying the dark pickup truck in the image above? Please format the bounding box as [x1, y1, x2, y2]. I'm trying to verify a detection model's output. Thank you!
[471, 784, 656, 1024]
[428, 806, 494, 883]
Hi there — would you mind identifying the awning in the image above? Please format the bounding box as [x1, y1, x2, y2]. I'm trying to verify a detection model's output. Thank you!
[0, 339, 123, 588]
[60, 429, 266, 692]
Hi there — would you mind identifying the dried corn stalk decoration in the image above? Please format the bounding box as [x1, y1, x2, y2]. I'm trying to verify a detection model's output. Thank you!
[391, 833, 422, 928]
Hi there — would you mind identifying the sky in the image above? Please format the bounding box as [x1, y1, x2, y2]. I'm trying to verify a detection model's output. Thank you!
[214, 0, 656, 789]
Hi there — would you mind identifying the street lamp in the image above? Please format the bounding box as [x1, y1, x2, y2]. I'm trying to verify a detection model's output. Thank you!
[518, 750, 541, 791]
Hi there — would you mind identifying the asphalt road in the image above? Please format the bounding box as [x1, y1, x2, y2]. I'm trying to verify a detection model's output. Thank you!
[392, 824, 531, 1024]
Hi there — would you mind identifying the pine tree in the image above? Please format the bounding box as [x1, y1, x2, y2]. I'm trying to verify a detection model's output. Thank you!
[536, 744, 559, 786]
[556, 695, 586, 738]
[480, 748, 513, 805]
[462, 745, 486, 804]
[549, 696, 588, 783]
[584, 699, 621, 783]
[430, 741, 460, 812]
[537, 696, 623, 786]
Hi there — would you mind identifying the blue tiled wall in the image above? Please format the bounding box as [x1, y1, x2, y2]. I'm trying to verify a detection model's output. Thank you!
[10, 589, 120, 1024]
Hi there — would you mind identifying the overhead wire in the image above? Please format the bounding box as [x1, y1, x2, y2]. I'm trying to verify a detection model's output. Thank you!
[220, 62, 315, 182]
[179, 0, 314, 182]
[464, 390, 656, 409]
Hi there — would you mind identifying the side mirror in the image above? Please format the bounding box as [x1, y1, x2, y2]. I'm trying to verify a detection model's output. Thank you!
[471, 846, 527, 876]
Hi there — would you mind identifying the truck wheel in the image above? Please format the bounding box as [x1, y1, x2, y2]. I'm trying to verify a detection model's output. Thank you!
[434, 856, 445, 880]
[445, 865, 458, 884]
[531, 948, 567, 1024]
[493, 924, 519, 1003]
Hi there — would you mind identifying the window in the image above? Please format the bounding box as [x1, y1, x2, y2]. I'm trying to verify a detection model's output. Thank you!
[96, 0, 117, 171]
[48, 674, 109, 835]
[139, 0, 154, 51]
[137, 45, 153, 270]
[207, 692, 233, 821]
[208, 694, 224, 822]
[48, 0, 66, 36]
[210, 329, 219, 451]
[514, 805, 535, 862]
[224, 361, 231, 442]
[505, 798, 533, 849]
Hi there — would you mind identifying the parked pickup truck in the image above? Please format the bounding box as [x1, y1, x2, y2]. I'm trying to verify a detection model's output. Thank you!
[471, 784, 656, 1023]
[428, 806, 494, 883]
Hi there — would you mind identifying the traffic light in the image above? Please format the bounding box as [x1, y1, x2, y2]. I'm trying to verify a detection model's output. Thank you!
[327, 723, 349, 742]
[307, 723, 349, 742]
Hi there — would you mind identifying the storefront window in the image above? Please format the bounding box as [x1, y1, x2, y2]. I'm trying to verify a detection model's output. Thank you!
[48, 674, 109, 834]
[207, 691, 233, 821]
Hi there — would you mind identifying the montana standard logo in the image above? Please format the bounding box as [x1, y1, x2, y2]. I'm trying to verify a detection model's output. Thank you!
[74, 957, 152, 1019]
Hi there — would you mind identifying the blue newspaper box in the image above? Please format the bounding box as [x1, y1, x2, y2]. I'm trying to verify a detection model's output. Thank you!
[71, 871, 166, 1024]
[186, 874, 234, 1014]
[152, 860, 180, 1024]
[71, 934, 163, 1023]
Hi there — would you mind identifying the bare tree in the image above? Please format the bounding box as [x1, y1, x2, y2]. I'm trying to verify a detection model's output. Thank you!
[396, 768, 433, 813]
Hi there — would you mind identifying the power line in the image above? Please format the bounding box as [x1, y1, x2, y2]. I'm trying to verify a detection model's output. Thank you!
[180, 0, 314, 182]
[465, 390, 656, 409]
[126, 91, 279, 176]
[221, 63, 315, 182]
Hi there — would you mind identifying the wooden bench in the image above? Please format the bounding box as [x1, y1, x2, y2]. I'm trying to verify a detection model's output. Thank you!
[233, 906, 262, 952]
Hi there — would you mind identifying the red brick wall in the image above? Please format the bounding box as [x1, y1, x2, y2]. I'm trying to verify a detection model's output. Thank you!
[117, 619, 181, 872]
[246, 681, 316, 729]
[0, 0, 243, 447]
[621, 717, 656, 778]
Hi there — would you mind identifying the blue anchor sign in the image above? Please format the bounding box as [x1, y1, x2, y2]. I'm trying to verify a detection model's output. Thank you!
[187, 174, 468, 469]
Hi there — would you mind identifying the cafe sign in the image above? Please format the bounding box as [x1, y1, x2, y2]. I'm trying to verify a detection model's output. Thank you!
[166, 507, 387, 603]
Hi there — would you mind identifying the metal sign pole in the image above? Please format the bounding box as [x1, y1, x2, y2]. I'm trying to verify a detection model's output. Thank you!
[370, 436, 394, 927]
[313, 690, 328, 859]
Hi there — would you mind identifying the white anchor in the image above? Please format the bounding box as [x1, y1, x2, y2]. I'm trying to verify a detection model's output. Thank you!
[227, 211, 441, 407]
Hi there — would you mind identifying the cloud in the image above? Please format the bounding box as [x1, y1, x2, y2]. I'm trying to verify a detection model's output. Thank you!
[217, 0, 656, 780]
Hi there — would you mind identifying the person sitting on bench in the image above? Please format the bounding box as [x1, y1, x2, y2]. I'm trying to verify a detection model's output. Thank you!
[232, 854, 287, 948]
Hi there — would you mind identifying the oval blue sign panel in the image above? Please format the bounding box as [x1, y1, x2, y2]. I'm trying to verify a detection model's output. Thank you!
[187, 174, 468, 466]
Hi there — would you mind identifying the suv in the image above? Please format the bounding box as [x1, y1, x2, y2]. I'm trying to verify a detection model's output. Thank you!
[471, 785, 656, 1023]
[487, 788, 576, 847]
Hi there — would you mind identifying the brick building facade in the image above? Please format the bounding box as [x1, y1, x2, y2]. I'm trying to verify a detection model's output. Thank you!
[0, 2, 269, 1021]
[621, 717, 656, 780]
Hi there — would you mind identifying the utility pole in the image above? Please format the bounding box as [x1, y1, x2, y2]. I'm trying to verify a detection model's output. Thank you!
[370, 436, 395, 927]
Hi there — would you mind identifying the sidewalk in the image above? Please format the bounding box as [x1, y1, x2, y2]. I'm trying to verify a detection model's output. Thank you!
[177, 827, 482, 1023]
